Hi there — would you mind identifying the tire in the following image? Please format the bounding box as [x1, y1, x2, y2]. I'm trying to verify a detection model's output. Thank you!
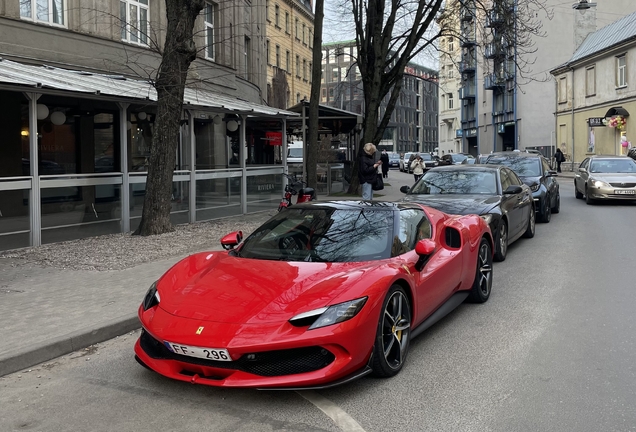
[493, 219, 508, 262]
[575, 181, 583, 199]
[585, 186, 595, 205]
[552, 192, 561, 213]
[539, 196, 551, 223]
[371, 285, 412, 378]
[466, 238, 493, 303]
[523, 205, 536, 238]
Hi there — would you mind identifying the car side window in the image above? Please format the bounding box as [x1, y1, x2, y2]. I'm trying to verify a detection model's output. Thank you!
[541, 158, 551, 174]
[499, 169, 512, 192]
[580, 158, 590, 170]
[506, 168, 523, 186]
[392, 209, 432, 257]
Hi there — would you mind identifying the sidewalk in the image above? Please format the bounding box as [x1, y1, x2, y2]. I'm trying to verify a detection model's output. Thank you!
[0, 171, 573, 377]
[0, 175, 409, 377]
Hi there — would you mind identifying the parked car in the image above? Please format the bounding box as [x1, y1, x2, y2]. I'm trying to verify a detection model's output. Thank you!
[400, 152, 415, 172]
[482, 151, 560, 223]
[388, 152, 400, 168]
[574, 155, 636, 204]
[439, 153, 475, 166]
[400, 165, 535, 262]
[134, 201, 494, 388]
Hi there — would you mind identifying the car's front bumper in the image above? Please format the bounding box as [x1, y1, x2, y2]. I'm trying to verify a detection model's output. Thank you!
[134, 303, 379, 389]
[587, 183, 636, 200]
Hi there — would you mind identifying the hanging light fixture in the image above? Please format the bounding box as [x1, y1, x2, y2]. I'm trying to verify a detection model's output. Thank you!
[137, 111, 147, 120]
[572, 0, 596, 11]
[36, 104, 49, 120]
[213, 115, 223, 125]
[50, 111, 67, 125]
[226, 120, 239, 132]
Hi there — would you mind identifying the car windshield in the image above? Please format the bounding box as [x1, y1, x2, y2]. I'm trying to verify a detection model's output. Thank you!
[288, 148, 303, 158]
[238, 208, 393, 262]
[410, 170, 498, 195]
[420, 154, 433, 161]
[589, 159, 636, 173]
[389, 153, 400, 161]
[452, 154, 469, 163]
[485, 157, 541, 176]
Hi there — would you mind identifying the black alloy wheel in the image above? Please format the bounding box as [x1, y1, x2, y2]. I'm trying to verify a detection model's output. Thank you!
[523, 205, 536, 238]
[552, 193, 561, 213]
[575, 181, 583, 199]
[467, 238, 493, 303]
[540, 196, 551, 223]
[371, 286, 412, 378]
[494, 219, 508, 262]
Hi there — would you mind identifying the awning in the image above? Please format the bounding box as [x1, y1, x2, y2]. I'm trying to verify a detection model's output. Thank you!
[0, 57, 297, 118]
[605, 106, 630, 118]
[285, 101, 362, 135]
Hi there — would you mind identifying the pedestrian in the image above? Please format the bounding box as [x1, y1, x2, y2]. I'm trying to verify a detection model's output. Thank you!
[412, 154, 425, 182]
[359, 143, 381, 200]
[380, 150, 390, 178]
[554, 148, 565, 173]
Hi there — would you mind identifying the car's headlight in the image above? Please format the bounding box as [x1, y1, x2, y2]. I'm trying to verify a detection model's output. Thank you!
[142, 282, 160, 311]
[530, 183, 540, 192]
[480, 214, 493, 224]
[289, 297, 368, 330]
[592, 180, 609, 188]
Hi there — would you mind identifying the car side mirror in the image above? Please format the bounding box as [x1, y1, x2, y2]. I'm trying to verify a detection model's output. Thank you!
[400, 185, 411, 194]
[414, 239, 436, 271]
[578, 167, 586, 173]
[221, 231, 243, 250]
[503, 185, 523, 195]
[547, 170, 558, 176]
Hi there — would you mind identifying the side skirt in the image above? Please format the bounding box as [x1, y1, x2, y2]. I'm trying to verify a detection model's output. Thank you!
[410, 292, 469, 339]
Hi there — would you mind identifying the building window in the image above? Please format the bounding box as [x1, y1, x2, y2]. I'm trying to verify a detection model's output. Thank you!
[297, 93, 301, 103]
[120, 0, 149, 44]
[296, 55, 300, 77]
[276, 45, 280, 68]
[447, 93, 454, 110]
[302, 23, 306, 44]
[586, 66, 595, 97]
[303, 59, 307, 80]
[20, 0, 65, 25]
[285, 12, 289, 33]
[616, 54, 627, 88]
[558, 76, 567, 103]
[265, 0, 269, 20]
[448, 37, 454, 52]
[321, 88, 327, 102]
[204, 2, 217, 61]
[244, 36, 251, 80]
[274, 4, 279, 27]
[295, 18, 299, 39]
[309, 30, 313, 49]
[266, 40, 270, 65]
[309, 62, 312, 83]
[286, 51, 290, 72]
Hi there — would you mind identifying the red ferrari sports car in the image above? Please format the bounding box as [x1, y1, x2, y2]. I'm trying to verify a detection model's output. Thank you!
[135, 201, 493, 389]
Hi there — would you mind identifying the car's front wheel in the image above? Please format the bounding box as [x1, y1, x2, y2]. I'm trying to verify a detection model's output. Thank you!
[575, 181, 583, 199]
[552, 192, 561, 213]
[371, 285, 411, 378]
[494, 219, 508, 262]
[467, 238, 493, 303]
[539, 196, 551, 223]
[585, 185, 595, 205]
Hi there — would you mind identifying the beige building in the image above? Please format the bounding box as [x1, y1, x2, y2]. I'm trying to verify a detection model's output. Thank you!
[551, 11, 636, 165]
[265, 0, 314, 108]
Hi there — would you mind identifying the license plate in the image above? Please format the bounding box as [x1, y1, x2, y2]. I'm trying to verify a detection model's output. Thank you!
[164, 341, 232, 361]
[614, 190, 635, 195]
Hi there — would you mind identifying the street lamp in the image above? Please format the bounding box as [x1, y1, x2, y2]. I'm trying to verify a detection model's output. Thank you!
[572, 0, 597, 12]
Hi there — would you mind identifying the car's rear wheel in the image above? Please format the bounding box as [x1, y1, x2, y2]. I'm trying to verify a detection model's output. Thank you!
[467, 238, 493, 303]
[371, 286, 411, 378]
[539, 197, 551, 223]
[523, 205, 536, 238]
[575, 181, 583, 199]
[494, 220, 508, 262]
[552, 192, 561, 213]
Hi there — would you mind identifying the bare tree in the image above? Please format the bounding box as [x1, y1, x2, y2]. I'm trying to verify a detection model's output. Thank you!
[307, 0, 326, 189]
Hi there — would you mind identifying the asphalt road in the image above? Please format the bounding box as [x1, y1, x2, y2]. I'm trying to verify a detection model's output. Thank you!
[1, 171, 635, 432]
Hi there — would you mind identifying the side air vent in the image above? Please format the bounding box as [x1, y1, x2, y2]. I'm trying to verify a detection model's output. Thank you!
[445, 227, 461, 249]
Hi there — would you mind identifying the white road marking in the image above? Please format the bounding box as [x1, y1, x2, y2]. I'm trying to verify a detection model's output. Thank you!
[297, 390, 367, 432]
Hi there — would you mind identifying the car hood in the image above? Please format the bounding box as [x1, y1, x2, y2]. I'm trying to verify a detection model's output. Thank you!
[402, 194, 500, 215]
[518, 176, 541, 187]
[589, 173, 636, 183]
[155, 252, 384, 324]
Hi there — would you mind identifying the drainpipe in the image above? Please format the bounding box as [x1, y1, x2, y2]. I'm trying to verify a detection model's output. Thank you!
[513, 0, 518, 150]
[570, 66, 575, 171]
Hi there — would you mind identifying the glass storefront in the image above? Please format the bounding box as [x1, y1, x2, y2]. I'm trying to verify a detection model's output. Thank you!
[196, 176, 242, 221]
[129, 180, 191, 232]
[246, 173, 282, 213]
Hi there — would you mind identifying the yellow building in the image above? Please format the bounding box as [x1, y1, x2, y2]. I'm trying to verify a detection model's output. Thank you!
[265, 0, 314, 108]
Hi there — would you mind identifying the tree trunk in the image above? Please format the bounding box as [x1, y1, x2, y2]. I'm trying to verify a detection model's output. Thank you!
[135, 0, 205, 236]
[307, 0, 325, 190]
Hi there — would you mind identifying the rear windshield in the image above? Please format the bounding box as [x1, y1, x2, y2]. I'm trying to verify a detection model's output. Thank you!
[485, 157, 541, 177]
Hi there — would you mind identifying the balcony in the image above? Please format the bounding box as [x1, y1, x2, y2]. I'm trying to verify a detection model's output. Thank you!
[459, 59, 476, 73]
[459, 86, 476, 99]
[460, 5, 474, 21]
[486, 10, 505, 28]
[484, 73, 505, 90]
[485, 42, 506, 59]
[460, 34, 477, 47]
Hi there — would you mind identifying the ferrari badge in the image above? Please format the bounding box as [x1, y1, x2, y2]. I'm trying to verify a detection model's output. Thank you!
[196, 326, 204, 335]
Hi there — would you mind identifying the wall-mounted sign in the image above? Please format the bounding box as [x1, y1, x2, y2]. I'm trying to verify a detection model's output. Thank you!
[455, 129, 463, 138]
[264, 131, 283, 146]
[465, 128, 477, 137]
[497, 124, 506, 134]
[588, 117, 605, 127]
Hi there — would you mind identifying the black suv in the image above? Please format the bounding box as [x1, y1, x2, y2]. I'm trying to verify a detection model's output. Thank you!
[483, 151, 560, 223]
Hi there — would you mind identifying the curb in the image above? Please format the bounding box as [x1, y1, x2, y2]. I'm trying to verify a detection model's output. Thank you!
[0, 315, 140, 377]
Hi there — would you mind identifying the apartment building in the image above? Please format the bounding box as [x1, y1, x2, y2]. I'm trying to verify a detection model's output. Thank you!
[264, 0, 314, 108]
[0, 0, 296, 251]
[320, 41, 439, 154]
[440, 0, 636, 158]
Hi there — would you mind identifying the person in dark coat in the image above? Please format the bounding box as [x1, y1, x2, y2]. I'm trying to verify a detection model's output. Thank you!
[359, 143, 381, 200]
[554, 148, 565, 173]
[380, 150, 390, 178]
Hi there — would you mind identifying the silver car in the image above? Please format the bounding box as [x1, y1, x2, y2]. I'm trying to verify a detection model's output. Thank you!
[574, 155, 636, 204]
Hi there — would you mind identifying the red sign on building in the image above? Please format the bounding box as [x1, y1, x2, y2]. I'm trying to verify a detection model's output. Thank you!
[265, 131, 283, 146]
